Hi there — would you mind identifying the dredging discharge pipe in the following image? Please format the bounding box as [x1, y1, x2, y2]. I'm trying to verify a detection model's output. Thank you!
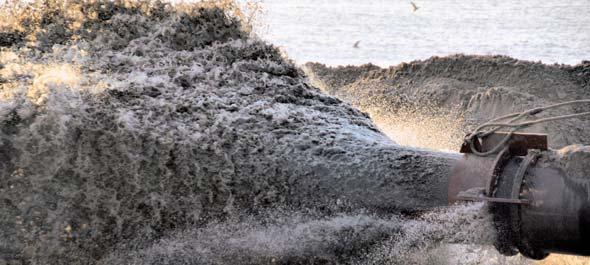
[449, 132, 590, 259]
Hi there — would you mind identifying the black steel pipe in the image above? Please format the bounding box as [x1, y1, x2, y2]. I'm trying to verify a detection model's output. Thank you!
[519, 147, 590, 258]
[449, 145, 590, 259]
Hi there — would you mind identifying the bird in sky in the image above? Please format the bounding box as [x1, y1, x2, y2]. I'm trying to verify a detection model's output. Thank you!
[353, 40, 360, 48]
[411, 2, 419, 12]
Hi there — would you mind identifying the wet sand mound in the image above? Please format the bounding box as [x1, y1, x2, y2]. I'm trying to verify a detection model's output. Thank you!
[305, 56, 590, 150]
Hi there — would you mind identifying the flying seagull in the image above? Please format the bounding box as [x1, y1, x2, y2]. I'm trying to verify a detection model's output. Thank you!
[353, 40, 360, 48]
[411, 2, 419, 12]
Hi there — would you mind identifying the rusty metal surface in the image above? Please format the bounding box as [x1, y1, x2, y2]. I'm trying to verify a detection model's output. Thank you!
[457, 188, 530, 204]
[448, 154, 495, 203]
[486, 147, 511, 197]
[460, 132, 548, 156]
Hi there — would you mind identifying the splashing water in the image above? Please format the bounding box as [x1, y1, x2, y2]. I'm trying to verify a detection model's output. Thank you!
[358, 99, 466, 152]
[0, 1, 548, 264]
[101, 203, 529, 265]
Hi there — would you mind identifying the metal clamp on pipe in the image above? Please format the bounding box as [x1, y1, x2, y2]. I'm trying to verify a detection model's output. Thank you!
[449, 132, 590, 260]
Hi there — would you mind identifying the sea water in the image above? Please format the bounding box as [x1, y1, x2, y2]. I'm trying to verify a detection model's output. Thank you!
[254, 0, 590, 66]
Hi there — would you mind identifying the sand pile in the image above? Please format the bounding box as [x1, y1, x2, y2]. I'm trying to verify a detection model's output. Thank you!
[0, 1, 489, 264]
[305, 56, 590, 150]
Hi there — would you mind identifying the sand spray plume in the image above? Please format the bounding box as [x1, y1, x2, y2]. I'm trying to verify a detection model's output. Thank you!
[0, 1, 567, 264]
[356, 95, 466, 152]
[0, 1, 281, 263]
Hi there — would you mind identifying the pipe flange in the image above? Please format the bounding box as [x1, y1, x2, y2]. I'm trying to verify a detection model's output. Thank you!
[513, 150, 549, 260]
[488, 147, 519, 256]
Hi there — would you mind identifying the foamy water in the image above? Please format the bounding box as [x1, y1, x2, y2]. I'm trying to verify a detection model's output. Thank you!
[254, 0, 590, 66]
[102, 203, 532, 265]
